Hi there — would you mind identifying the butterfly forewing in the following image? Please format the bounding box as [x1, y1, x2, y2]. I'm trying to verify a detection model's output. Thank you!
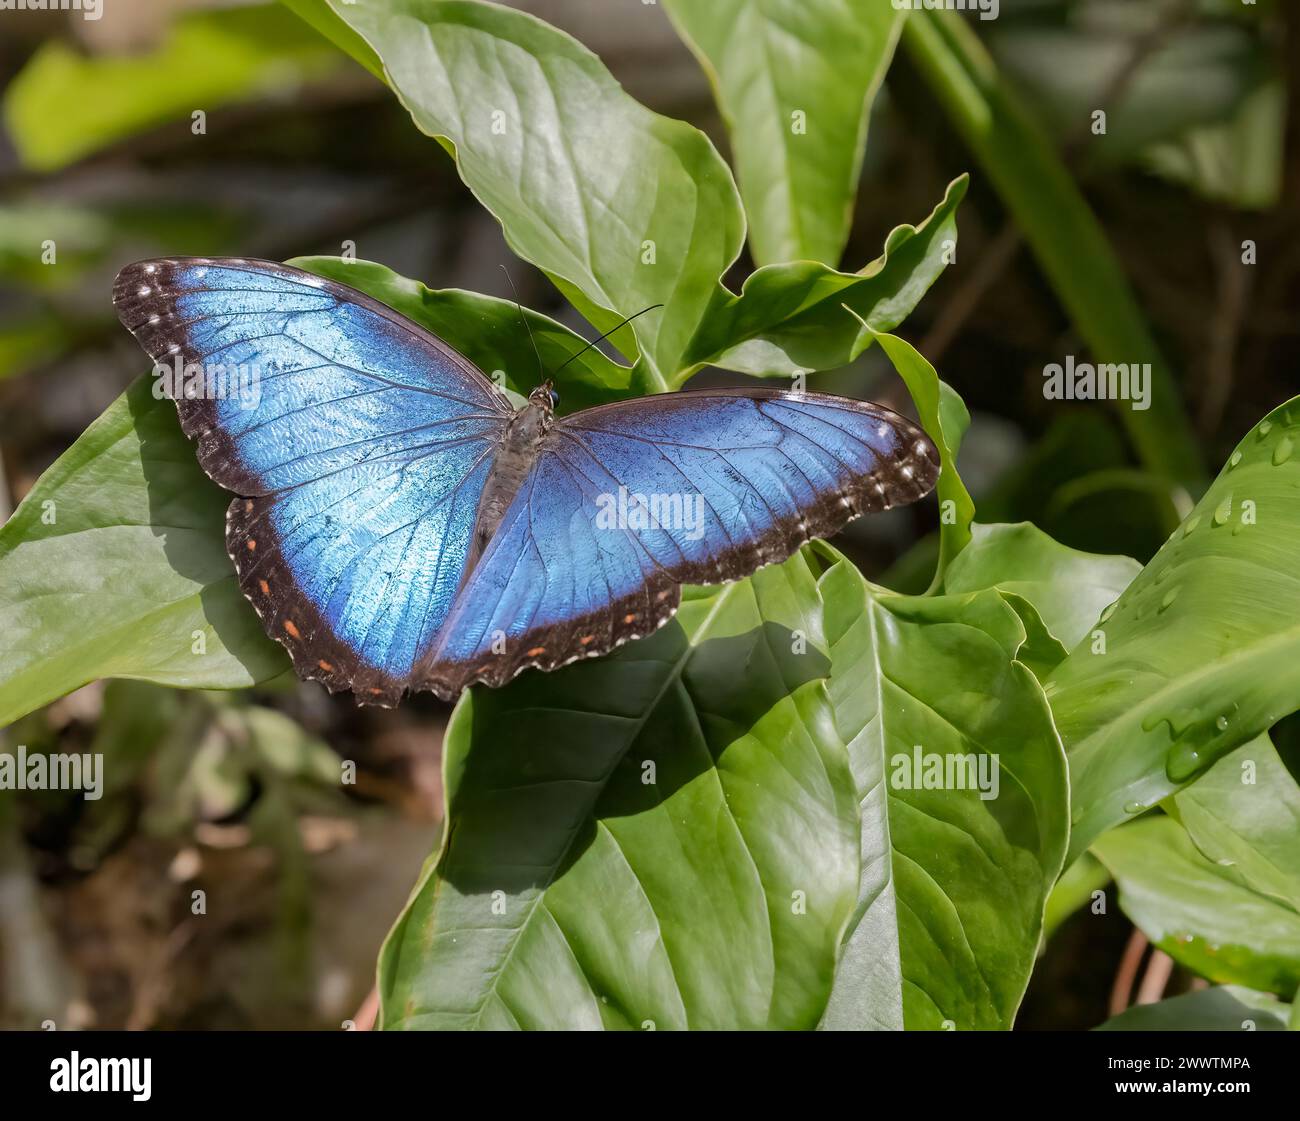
[113, 257, 510, 704]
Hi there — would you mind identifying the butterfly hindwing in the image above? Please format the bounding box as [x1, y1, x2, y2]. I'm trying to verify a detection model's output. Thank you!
[418, 388, 939, 697]
[114, 257, 511, 703]
[416, 445, 682, 697]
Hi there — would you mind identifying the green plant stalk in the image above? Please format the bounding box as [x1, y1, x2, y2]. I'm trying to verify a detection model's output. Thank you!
[901, 10, 1205, 494]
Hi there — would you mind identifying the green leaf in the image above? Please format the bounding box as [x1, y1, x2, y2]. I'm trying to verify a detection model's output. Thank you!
[1175, 735, 1300, 915]
[3, 5, 344, 172]
[1093, 816, 1300, 995]
[901, 9, 1204, 491]
[997, 593, 1070, 683]
[291, 256, 633, 410]
[0, 379, 287, 730]
[867, 328, 973, 589]
[815, 553, 1069, 1030]
[286, 0, 744, 390]
[378, 554, 860, 1030]
[684, 176, 965, 377]
[281, 0, 385, 80]
[664, 0, 901, 267]
[1048, 396, 1300, 860]
[944, 523, 1142, 651]
[1097, 985, 1291, 1032]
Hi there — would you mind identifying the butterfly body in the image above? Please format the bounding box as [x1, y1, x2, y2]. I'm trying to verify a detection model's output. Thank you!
[113, 257, 939, 705]
[470, 384, 556, 569]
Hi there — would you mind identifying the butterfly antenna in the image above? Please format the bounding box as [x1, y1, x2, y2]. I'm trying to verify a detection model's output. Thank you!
[499, 265, 545, 383]
[554, 304, 663, 375]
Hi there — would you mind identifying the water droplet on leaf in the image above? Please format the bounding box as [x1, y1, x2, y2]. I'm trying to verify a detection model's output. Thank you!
[1166, 740, 1205, 783]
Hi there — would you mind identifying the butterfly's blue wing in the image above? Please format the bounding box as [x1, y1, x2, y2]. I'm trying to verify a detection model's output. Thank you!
[419, 388, 938, 696]
[114, 257, 511, 704]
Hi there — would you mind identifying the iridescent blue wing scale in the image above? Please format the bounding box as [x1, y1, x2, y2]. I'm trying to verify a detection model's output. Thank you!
[113, 257, 511, 704]
[418, 388, 938, 697]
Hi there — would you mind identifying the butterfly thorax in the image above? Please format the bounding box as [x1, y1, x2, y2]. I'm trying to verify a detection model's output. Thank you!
[466, 393, 555, 571]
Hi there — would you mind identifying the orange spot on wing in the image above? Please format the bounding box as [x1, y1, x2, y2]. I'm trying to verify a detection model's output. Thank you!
[258, 579, 270, 595]
[283, 620, 300, 638]
[623, 613, 637, 624]
[246, 539, 257, 551]
[579, 635, 595, 645]
[526, 646, 546, 657]
[317, 659, 334, 672]
[244, 500, 253, 513]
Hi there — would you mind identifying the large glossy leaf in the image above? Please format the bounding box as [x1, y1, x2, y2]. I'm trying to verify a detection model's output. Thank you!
[1092, 816, 1300, 995]
[0, 259, 641, 728]
[0, 379, 287, 729]
[664, 0, 901, 267]
[3, 5, 344, 172]
[378, 554, 860, 1030]
[285, 0, 745, 390]
[1097, 985, 1292, 1032]
[1175, 735, 1300, 915]
[815, 554, 1069, 1030]
[1048, 396, 1300, 860]
[286, 2, 962, 385]
[685, 177, 965, 377]
[945, 523, 1141, 651]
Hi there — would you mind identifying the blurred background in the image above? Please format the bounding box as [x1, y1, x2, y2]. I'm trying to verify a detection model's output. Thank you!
[0, 0, 1296, 1029]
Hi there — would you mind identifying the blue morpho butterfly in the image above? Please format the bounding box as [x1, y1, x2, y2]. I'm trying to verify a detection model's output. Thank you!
[113, 257, 939, 706]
